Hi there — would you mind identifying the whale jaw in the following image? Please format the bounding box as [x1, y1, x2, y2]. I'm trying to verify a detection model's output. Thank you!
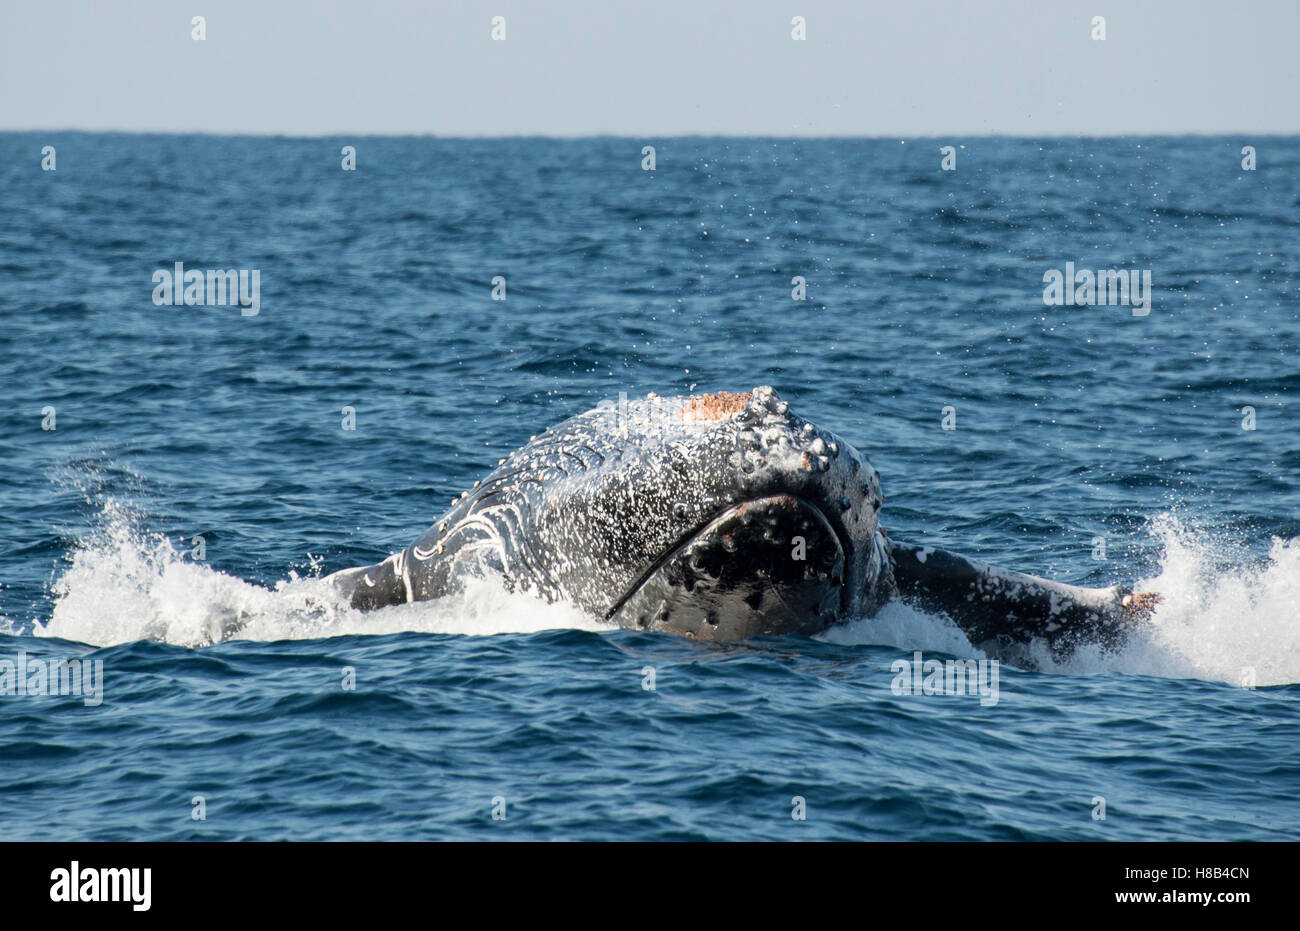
[607, 494, 848, 640]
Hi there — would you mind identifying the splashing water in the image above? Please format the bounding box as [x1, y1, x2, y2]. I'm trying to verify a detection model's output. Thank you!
[33, 500, 1299, 686]
[36, 499, 604, 647]
[1054, 514, 1300, 687]
[825, 514, 1300, 686]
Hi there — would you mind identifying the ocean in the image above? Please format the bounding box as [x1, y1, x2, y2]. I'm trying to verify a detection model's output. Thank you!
[1, 133, 1297, 840]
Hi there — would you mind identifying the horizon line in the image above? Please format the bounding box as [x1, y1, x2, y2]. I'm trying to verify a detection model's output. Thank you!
[3, 128, 1295, 140]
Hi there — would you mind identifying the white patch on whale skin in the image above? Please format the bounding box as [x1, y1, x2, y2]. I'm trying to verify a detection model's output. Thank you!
[385, 550, 413, 603]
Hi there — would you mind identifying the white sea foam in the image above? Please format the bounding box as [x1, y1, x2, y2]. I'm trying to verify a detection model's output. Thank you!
[1042, 515, 1300, 687]
[31, 501, 1300, 685]
[34, 499, 603, 647]
[819, 599, 979, 656]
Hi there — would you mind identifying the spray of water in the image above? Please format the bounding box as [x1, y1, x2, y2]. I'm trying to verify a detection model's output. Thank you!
[35, 498, 603, 647]
[31, 500, 1299, 685]
[823, 514, 1300, 686]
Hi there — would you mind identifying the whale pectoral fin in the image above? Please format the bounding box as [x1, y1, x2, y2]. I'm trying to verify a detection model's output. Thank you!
[887, 540, 1158, 659]
[324, 554, 411, 611]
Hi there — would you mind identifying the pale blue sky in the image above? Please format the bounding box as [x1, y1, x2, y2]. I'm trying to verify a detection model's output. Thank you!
[2, 0, 1296, 135]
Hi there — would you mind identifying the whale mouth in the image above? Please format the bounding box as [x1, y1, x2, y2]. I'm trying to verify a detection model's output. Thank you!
[606, 495, 848, 640]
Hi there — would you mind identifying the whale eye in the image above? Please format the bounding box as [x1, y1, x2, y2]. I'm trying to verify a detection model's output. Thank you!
[672, 502, 689, 519]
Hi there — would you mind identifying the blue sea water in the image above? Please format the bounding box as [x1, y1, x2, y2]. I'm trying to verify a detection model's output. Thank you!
[1, 133, 1298, 840]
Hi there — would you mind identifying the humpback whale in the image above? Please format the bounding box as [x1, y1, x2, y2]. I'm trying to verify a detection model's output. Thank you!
[326, 387, 1157, 661]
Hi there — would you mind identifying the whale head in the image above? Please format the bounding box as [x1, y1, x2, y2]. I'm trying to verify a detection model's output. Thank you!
[482, 386, 890, 639]
[333, 387, 891, 640]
